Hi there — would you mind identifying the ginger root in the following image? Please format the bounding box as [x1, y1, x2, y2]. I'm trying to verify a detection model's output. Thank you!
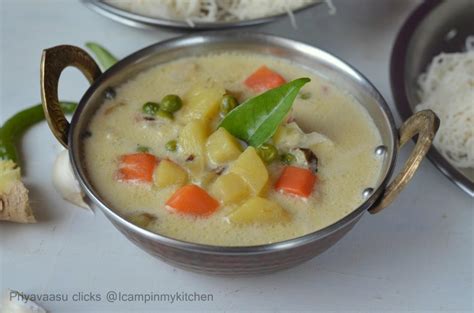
[0, 160, 35, 223]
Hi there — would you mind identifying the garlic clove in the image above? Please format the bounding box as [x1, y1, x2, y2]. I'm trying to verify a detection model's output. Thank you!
[52, 150, 91, 211]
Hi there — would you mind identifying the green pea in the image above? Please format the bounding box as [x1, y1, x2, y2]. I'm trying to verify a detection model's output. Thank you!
[280, 152, 296, 165]
[220, 94, 238, 115]
[160, 95, 182, 113]
[136, 145, 150, 153]
[165, 140, 177, 152]
[142, 102, 160, 115]
[300, 92, 311, 100]
[156, 110, 174, 120]
[257, 143, 278, 163]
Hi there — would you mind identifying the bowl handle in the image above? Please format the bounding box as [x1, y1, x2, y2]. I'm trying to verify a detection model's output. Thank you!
[369, 110, 439, 214]
[40, 45, 102, 148]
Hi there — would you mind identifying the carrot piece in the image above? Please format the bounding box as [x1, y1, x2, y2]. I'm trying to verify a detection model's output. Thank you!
[118, 153, 158, 183]
[244, 65, 286, 92]
[275, 166, 317, 198]
[166, 184, 219, 216]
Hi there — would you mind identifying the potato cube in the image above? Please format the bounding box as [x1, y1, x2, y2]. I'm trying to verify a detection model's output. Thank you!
[210, 172, 249, 204]
[227, 197, 290, 224]
[206, 128, 242, 165]
[154, 160, 188, 188]
[180, 85, 225, 122]
[178, 120, 209, 174]
[229, 147, 268, 195]
[272, 122, 303, 149]
[273, 122, 332, 150]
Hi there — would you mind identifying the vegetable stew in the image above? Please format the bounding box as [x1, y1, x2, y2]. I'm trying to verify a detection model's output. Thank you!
[84, 53, 383, 246]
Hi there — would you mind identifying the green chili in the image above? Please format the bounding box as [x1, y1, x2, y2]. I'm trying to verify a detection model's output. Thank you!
[85, 42, 118, 70]
[0, 42, 117, 165]
[0, 102, 77, 163]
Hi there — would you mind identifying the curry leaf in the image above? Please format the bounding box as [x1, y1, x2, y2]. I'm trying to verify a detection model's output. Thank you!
[218, 77, 310, 147]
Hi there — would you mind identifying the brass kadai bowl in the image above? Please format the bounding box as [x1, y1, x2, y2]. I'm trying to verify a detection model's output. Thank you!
[40, 32, 439, 275]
